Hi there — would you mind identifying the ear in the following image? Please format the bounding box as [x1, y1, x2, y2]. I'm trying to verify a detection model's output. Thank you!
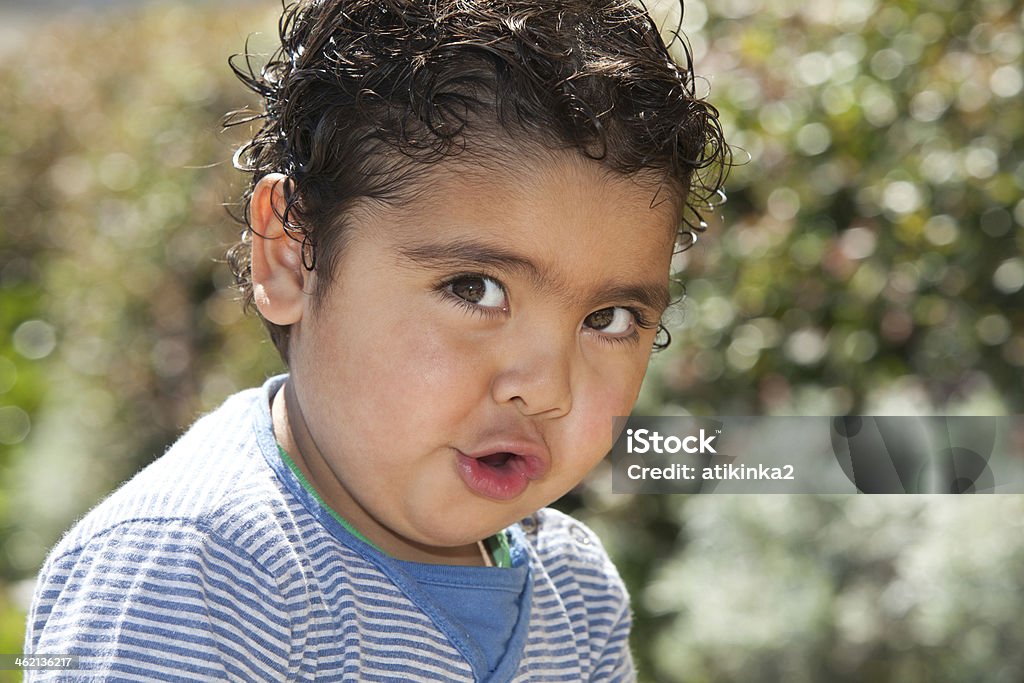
[250, 173, 308, 326]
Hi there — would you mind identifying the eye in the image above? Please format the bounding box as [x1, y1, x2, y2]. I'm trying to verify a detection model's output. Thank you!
[445, 275, 508, 310]
[584, 307, 635, 336]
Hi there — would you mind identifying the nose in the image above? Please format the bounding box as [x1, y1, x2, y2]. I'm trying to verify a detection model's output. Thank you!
[490, 333, 574, 418]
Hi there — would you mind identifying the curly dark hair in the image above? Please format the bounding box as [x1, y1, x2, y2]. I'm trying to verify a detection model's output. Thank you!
[225, 0, 728, 359]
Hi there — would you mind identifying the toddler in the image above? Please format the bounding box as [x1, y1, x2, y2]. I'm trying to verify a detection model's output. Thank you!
[26, 0, 726, 679]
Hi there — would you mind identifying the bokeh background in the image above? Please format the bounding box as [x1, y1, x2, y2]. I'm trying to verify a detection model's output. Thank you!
[1, 0, 1022, 680]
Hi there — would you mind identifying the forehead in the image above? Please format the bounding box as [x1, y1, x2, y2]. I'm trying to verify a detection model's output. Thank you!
[341, 150, 679, 313]
[379, 151, 680, 255]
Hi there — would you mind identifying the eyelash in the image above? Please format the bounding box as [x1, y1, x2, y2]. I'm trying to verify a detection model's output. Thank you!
[436, 273, 509, 320]
[437, 273, 656, 346]
[590, 308, 656, 347]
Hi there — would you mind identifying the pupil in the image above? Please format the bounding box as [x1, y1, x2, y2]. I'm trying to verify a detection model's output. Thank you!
[452, 277, 485, 303]
[588, 308, 614, 329]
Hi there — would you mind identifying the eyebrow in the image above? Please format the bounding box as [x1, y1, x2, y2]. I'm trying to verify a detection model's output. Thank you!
[596, 282, 672, 317]
[398, 238, 671, 315]
[399, 239, 541, 280]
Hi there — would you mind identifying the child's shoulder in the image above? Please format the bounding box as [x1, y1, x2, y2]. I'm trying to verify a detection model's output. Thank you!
[517, 507, 633, 670]
[26, 381, 308, 676]
[525, 507, 609, 557]
[45, 379, 291, 569]
[521, 507, 629, 594]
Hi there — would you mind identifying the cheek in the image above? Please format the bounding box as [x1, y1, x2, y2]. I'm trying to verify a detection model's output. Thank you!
[566, 368, 647, 461]
[335, 313, 490, 420]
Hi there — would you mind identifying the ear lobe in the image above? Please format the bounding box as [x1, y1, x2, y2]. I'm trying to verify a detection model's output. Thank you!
[250, 173, 308, 326]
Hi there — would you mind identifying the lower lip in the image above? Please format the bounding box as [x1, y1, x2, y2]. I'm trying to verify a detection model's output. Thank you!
[455, 452, 531, 501]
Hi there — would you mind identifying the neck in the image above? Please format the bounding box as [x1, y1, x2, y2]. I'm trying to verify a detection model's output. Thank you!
[271, 381, 489, 566]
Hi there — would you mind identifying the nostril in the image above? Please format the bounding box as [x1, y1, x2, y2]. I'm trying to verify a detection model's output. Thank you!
[491, 353, 574, 418]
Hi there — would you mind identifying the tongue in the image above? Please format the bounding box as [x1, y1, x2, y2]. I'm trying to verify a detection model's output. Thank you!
[479, 452, 514, 467]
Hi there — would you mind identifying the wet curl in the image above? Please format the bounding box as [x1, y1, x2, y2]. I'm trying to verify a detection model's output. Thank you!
[225, 0, 730, 357]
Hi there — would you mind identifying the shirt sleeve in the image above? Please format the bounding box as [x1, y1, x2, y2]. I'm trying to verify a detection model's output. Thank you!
[528, 509, 639, 682]
[25, 518, 295, 682]
[591, 599, 637, 682]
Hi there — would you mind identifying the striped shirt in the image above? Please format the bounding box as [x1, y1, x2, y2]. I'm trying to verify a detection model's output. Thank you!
[26, 376, 635, 681]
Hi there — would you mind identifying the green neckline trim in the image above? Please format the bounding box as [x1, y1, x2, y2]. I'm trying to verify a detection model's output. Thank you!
[275, 444, 508, 568]
[277, 444, 380, 550]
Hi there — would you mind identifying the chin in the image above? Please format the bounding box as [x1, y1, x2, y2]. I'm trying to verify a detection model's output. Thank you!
[411, 516, 509, 549]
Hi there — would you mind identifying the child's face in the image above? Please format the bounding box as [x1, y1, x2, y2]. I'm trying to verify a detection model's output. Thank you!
[260, 152, 677, 562]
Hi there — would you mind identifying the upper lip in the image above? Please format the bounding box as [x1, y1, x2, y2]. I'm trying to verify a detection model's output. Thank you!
[459, 436, 551, 480]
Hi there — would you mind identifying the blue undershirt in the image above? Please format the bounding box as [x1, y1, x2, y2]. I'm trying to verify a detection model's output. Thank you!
[396, 540, 530, 677]
[272, 444, 529, 678]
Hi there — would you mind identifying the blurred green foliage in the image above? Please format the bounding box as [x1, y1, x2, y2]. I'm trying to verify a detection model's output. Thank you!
[0, 4, 283, 677]
[641, 0, 1024, 418]
[0, 0, 1021, 681]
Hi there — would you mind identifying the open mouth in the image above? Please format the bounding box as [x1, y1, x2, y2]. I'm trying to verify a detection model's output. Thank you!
[455, 448, 542, 501]
[477, 451, 516, 468]
[455, 439, 550, 501]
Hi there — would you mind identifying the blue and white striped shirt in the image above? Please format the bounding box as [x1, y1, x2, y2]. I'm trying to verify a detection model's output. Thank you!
[26, 377, 635, 681]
